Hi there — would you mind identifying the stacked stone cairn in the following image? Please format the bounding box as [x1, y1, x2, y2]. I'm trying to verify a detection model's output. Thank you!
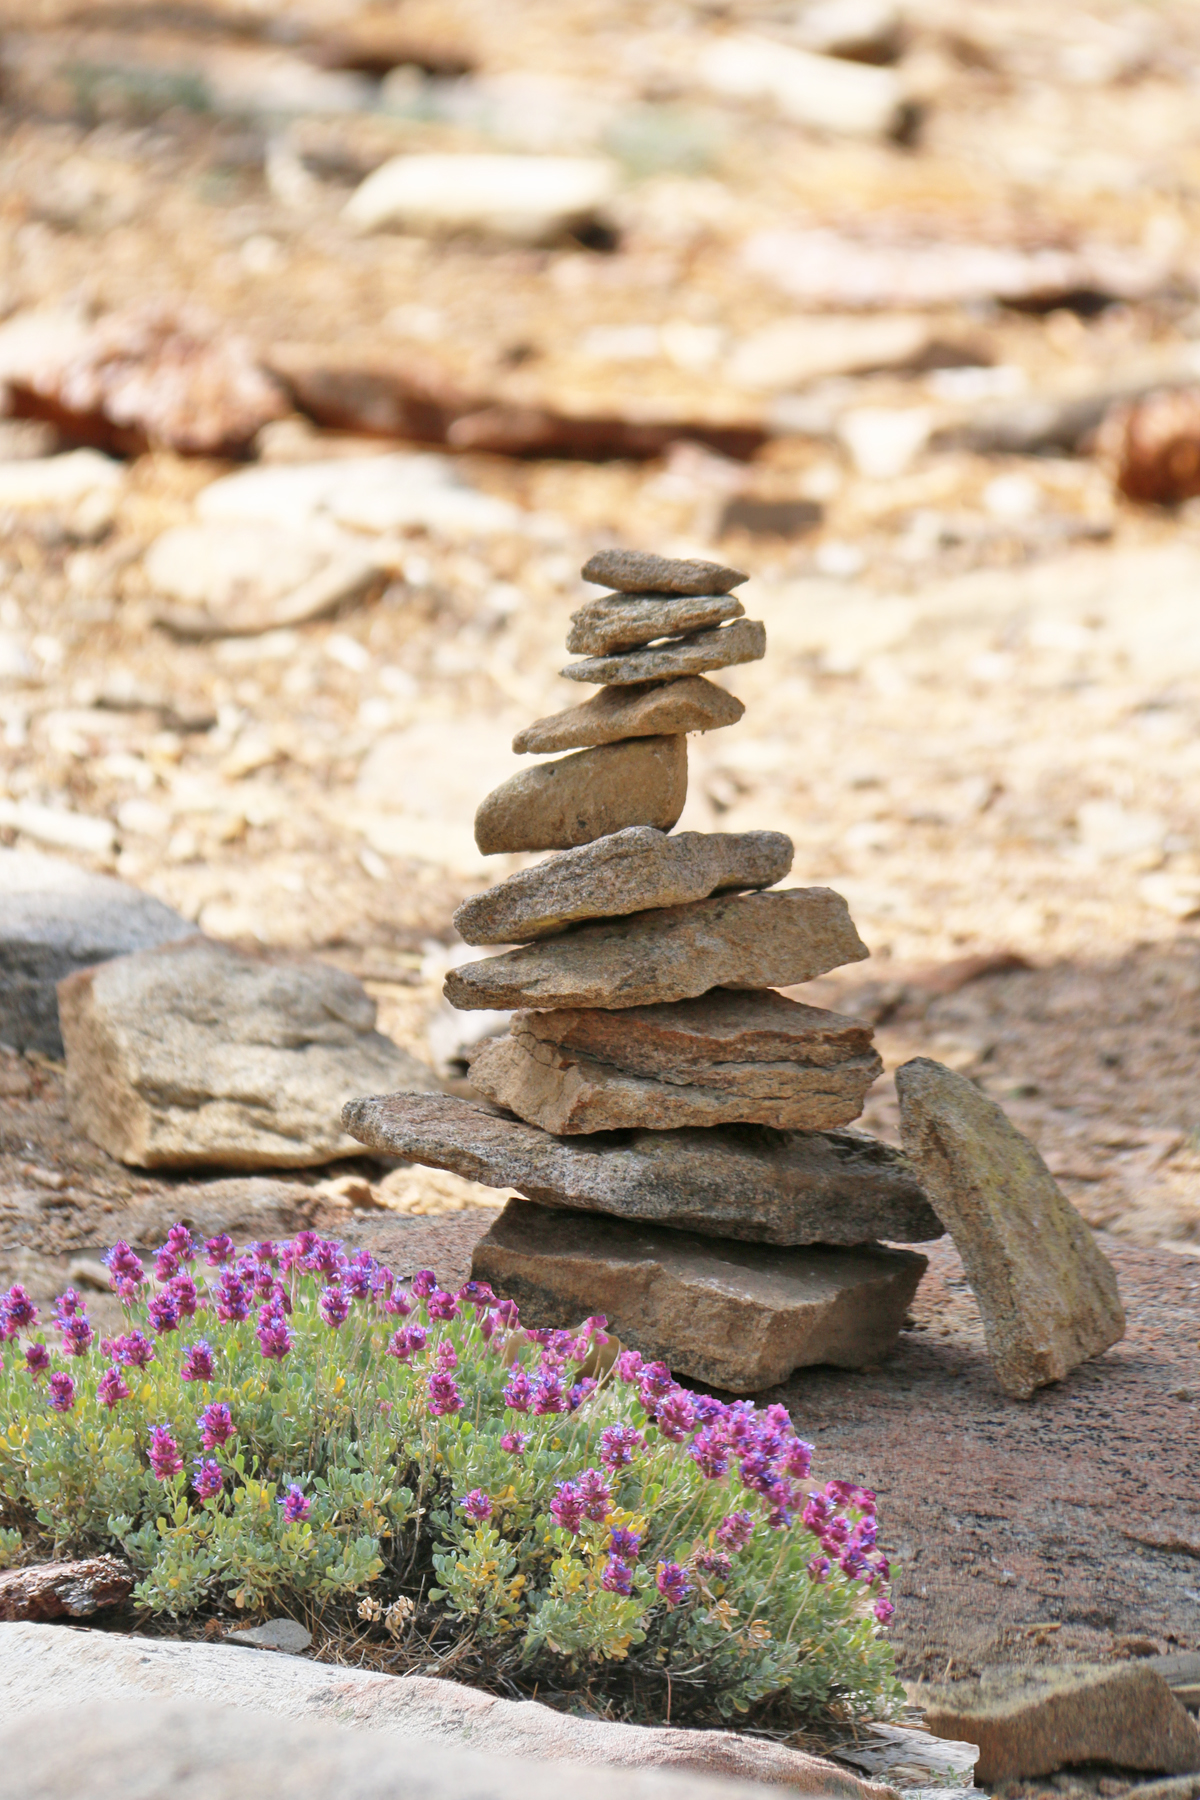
[345, 549, 944, 1394]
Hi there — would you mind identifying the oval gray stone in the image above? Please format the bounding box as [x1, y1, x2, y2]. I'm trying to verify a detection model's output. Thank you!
[563, 619, 766, 686]
[474, 737, 687, 856]
[566, 592, 744, 656]
[513, 678, 744, 755]
[580, 549, 748, 595]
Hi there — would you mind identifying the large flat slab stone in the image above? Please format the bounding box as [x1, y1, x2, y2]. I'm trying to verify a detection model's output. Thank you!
[59, 937, 439, 1171]
[513, 677, 743, 754]
[472, 1198, 928, 1391]
[467, 1030, 880, 1133]
[0, 849, 191, 1056]
[342, 1091, 942, 1245]
[454, 828, 793, 944]
[895, 1057, 1125, 1399]
[444, 887, 868, 1011]
[563, 618, 765, 686]
[580, 549, 748, 595]
[474, 737, 686, 855]
[566, 591, 744, 656]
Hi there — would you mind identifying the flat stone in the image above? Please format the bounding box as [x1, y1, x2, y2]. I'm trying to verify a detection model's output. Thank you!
[453, 828, 793, 944]
[566, 592, 744, 656]
[564, 618, 766, 686]
[0, 1556, 133, 1623]
[513, 677, 744, 754]
[916, 1664, 1200, 1785]
[445, 887, 868, 1012]
[474, 737, 687, 855]
[467, 1030, 881, 1133]
[344, 153, 619, 247]
[225, 1619, 313, 1654]
[473, 1198, 927, 1391]
[341, 1092, 943, 1246]
[58, 936, 440, 1171]
[145, 520, 380, 638]
[0, 1625, 896, 1800]
[895, 1057, 1126, 1399]
[580, 550, 748, 595]
[0, 849, 192, 1057]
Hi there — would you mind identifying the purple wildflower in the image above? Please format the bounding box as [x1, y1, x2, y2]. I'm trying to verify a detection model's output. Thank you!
[655, 1562, 692, 1607]
[874, 1596, 895, 1624]
[435, 1339, 458, 1370]
[154, 1247, 179, 1283]
[601, 1557, 633, 1596]
[692, 1394, 728, 1425]
[148, 1290, 181, 1335]
[306, 1238, 345, 1279]
[426, 1369, 462, 1416]
[639, 1361, 674, 1403]
[825, 1479, 857, 1504]
[841, 1548, 868, 1579]
[318, 1284, 351, 1329]
[614, 1349, 643, 1383]
[180, 1339, 216, 1382]
[457, 1280, 496, 1308]
[204, 1234, 236, 1266]
[578, 1468, 613, 1522]
[689, 1429, 729, 1480]
[695, 1550, 732, 1580]
[165, 1223, 197, 1262]
[278, 1230, 318, 1272]
[494, 1299, 519, 1326]
[808, 1554, 831, 1583]
[599, 1424, 645, 1470]
[550, 1481, 586, 1535]
[3, 1284, 38, 1330]
[97, 1364, 130, 1408]
[823, 1515, 850, 1546]
[213, 1273, 250, 1324]
[169, 1272, 199, 1318]
[53, 1288, 82, 1321]
[502, 1367, 534, 1412]
[425, 1288, 460, 1322]
[48, 1370, 76, 1412]
[533, 1370, 567, 1415]
[279, 1484, 311, 1523]
[198, 1402, 235, 1448]
[802, 1494, 831, 1531]
[655, 1389, 697, 1443]
[500, 1430, 529, 1455]
[384, 1283, 412, 1318]
[386, 1324, 427, 1363]
[459, 1489, 493, 1525]
[106, 1329, 155, 1368]
[103, 1242, 144, 1286]
[411, 1269, 436, 1299]
[256, 1309, 293, 1361]
[608, 1526, 641, 1559]
[60, 1315, 94, 1358]
[23, 1343, 50, 1376]
[567, 1377, 597, 1411]
[192, 1457, 224, 1500]
[852, 1517, 878, 1550]
[716, 1511, 755, 1551]
[784, 1437, 814, 1479]
[148, 1425, 183, 1481]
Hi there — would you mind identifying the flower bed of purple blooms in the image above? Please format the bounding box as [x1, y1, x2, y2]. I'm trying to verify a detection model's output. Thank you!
[0, 1226, 901, 1727]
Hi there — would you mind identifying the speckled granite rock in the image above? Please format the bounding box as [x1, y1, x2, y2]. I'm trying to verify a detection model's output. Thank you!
[513, 677, 744, 754]
[566, 591, 743, 656]
[473, 737, 686, 855]
[580, 549, 747, 595]
[563, 618, 765, 686]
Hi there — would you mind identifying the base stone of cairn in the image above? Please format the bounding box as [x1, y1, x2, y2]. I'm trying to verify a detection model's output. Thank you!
[347, 548, 944, 1393]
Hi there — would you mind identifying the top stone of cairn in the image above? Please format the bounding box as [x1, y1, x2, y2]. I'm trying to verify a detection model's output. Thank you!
[581, 549, 748, 596]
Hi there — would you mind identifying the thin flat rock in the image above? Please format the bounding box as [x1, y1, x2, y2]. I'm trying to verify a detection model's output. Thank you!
[474, 737, 686, 855]
[513, 678, 744, 755]
[566, 592, 744, 656]
[444, 887, 868, 1012]
[471, 1197, 928, 1392]
[453, 828, 793, 945]
[563, 619, 765, 686]
[896, 1057, 1126, 1399]
[341, 1091, 943, 1246]
[467, 1030, 881, 1133]
[580, 549, 748, 596]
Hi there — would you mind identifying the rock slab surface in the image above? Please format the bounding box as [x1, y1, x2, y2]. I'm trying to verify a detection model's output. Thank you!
[513, 677, 744, 754]
[0, 1625, 895, 1800]
[564, 618, 765, 686]
[468, 1030, 880, 1133]
[895, 1057, 1125, 1398]
[454, 828, 793, 944]
[0, 849, 191, 1056]
[566, 591, 744, 655]
[0, 1557, 132, 1622]
[59, 937, 439, 1171]
[580, 550, 748, 595]
[474, 737, 686, 855]
[343, 1092, 943, 1245]
[473, 1198, 928, 1391]
[445, 888, 868, 1012]
[917, 1663, 1200, 1784]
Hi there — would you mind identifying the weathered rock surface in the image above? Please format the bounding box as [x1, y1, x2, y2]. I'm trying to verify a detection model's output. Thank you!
[474, 1198, 927, 1390]
[468, 1030, 880, 1133]
[342, 1092, 942, 1245]
[566, 591, 744, 656]
[445, 888, 868, 1011]
[144, 520, 379, 638]
[0, 1557, 133, 1622]
[454, 828, 793, 944]
[0, 1625, 896, 1800]
[580, 550, 748, 595]
[564, 618, 766, 686]
[474, 737, 686, 855]
[917, 1663, 1200, 1784]
[58, 937, 439, 1171]
[513, 677, 744, 753]
[344, 153, 618, 246]
[895, 1057, 1125, 1399]
[0, 849, 192, 1057]
[225, 1619, 313, 1654]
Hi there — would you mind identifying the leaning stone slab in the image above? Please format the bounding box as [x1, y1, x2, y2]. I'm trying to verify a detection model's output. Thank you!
[567, 591, 743, 656]
[468, 1030, 880, 1133]
[58, 936, 439, 1171]
[474, 737, 686, 855]
[0, 1624, 898, 1800]
[0, 848, 191, 1056]
[564, 618, 765, 686]
[473, 1198, 927, 1391]
[581, 549, 748, 595]
[445, 888, 868, 1012]
[454, 827, 793, 944]
[895, 1057, 1125, 1399]
[342, 1092, 943, 1245]
[917, 1664, 1200, 1785]
[514, 677, 743, 754]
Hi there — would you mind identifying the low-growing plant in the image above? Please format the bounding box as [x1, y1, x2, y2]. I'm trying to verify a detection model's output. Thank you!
[0, 1228, 902, 1727]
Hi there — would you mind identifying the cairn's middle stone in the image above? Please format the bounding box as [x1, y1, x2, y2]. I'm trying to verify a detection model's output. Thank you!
[474, 736, 686, 855]
[513, 677, 743, 755]
[563, 618, 765, 686]
[566, 591, 744, 656]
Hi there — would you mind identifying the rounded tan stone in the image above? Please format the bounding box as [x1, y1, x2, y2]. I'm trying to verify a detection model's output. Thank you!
[473, 736, 686, 855]
[563, 619, 765, 686]
[513, 678, 743, 755]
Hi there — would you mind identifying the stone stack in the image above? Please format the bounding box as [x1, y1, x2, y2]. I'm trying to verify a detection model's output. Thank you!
[346, 549, 942, 1393]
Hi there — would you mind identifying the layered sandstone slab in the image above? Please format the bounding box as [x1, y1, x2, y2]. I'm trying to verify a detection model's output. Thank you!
[513, 678, 743, 754]
[341, 1091, 943, 1245]
[453, 828, 792, 945]
[468, 1030, 880, 1133]
[580, 549, 747, 595]
[563, 619, 765, 686]
[566, 592, 743, 656]
[474, 737, 686, 855]
[471, 1198, 928, 1391]
[444, 888, 868, 1011]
